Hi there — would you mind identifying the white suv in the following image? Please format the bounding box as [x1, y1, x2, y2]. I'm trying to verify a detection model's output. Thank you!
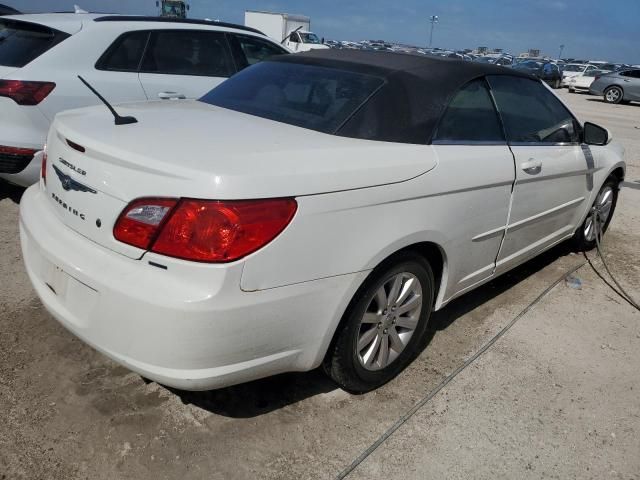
[0, 13, 288, 186]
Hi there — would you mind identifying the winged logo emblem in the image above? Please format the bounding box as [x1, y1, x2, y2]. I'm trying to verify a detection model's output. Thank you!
[52, 164, 97, 194]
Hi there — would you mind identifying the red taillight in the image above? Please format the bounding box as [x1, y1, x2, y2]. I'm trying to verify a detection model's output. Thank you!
[0, 145, 38, 157]
[114, 198, 297, 262]
[41, 149, 47, 185]
[0, 80, 56, 106]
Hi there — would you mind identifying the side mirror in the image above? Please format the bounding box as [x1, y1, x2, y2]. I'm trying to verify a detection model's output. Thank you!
[583, 122, 609, 146]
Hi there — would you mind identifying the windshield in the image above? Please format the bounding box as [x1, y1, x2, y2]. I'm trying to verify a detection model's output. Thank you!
[200, 61, 385, 134]
[475, 56, 495, 63]
[299, 32, 321, 44]
[0, 20, 69, 68]
[563, 64, 584, 72]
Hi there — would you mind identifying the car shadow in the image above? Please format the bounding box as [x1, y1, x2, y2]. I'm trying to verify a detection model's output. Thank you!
[586, 98, 640, 107]
[169, 242, 575, 419]
[0, 181, 25, 204]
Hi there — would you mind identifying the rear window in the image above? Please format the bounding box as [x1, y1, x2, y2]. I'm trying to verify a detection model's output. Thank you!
[199, 61, 385, 134]
[0, 19, 69, 68]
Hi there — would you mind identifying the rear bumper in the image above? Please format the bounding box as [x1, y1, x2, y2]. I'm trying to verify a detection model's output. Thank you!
[0, 153, 41, 187]
[20, 185, 366, 390]
[589, 83, 605, 96]
[0, 98, 49, 186]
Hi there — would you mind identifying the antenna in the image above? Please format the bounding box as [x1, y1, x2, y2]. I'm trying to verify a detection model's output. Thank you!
[74, 4, 88, 14]
[77, 76, 138, 126]
[282, 26, 303, 44]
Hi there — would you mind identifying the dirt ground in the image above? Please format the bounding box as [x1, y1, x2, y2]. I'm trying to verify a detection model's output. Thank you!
[1, 90, 639, 480]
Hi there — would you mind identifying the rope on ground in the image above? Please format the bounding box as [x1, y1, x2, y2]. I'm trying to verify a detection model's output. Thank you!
[336, 260, 586, 480]
[588, 210, 640, 311]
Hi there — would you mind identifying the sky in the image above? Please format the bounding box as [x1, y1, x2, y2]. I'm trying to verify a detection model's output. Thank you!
[5, 0, 640, 63]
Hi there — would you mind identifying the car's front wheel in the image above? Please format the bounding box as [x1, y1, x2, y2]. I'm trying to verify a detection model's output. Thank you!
[573, 177, 619, 251]
[604, 86, 624, 104]
[324, 252, 434, 393]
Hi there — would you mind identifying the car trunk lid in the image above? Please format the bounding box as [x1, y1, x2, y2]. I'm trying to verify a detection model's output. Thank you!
[0, 65, 17, 78]
[45, 100, 435, 258]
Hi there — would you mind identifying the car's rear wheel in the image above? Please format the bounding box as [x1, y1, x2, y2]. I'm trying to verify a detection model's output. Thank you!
[324, 252, 434, 393]
[573, 177, 619, 251]
[604, 86, 623, 104]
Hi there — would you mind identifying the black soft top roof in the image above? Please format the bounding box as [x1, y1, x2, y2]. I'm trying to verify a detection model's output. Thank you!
[271, 49, 536, 144]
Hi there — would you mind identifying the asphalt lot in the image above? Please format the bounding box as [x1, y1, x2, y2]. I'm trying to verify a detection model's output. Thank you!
[1, 90, 639, 480]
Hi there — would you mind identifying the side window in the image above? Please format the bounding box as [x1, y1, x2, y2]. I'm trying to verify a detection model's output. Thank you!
[622, 70, 640, 78]
[487, 76, 579, 144]
[432, 78, 505, 143]
[96, 31, 149, 72]
[233, 34, 287, 69]
[140, 30, 234, 77]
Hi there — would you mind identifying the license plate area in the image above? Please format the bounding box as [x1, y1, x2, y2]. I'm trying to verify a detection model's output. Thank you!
[38, 255, 98, 328]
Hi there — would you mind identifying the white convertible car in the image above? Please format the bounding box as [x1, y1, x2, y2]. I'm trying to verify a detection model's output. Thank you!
[20, 50, 625, 392]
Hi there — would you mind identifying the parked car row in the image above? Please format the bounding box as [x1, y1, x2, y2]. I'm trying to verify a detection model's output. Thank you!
[557, 60, 640, 105]
[0, 12, 289, 186]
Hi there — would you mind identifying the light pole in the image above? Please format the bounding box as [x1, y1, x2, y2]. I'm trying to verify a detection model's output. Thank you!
[429, 15, 439, 48]
[558, 44, 565, 60]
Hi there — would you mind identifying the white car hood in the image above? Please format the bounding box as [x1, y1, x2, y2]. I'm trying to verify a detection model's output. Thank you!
[53, 100, 436, 200]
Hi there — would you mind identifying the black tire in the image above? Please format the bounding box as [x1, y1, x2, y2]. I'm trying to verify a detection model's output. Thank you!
[603, 86, 624, 104]
[323, 251, 435, 393]
[572, 177, 619, 251]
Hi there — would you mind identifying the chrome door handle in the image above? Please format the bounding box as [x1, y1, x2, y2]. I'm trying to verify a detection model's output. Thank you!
[158, 91, 186, 100]
[521, 158, 542, 174]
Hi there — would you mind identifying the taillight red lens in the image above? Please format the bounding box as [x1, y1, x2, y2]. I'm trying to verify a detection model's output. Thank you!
[114, 197, 297, 262]
[0, 80, 56, 105]
[41, 149, 47, 185]
[113, 198, 178, 250]
[0, 145, 38, 157]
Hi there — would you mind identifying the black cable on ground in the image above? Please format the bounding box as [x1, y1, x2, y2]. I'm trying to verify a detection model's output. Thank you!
[335, 261, 586, 480]
[589, 210, 640, 311]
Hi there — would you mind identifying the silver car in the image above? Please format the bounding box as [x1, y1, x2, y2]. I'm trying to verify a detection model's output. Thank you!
[590, 69, 640, 104]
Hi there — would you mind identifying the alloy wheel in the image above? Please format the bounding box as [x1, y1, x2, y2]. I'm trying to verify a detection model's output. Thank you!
[583, 185, 614, 242]
[605, 88, 621, 103]
[356, 272, 423, 371]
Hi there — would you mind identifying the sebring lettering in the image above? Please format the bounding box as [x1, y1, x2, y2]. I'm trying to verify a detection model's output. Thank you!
[51, 192, 86, 220]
